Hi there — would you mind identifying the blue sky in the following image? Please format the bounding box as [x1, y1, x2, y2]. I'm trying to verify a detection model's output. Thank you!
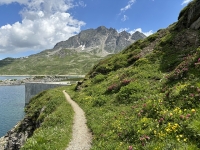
[0, 0, 193, 60]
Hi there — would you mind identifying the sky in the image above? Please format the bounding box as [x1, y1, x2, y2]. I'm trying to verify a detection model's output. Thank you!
[0, 0, 193, 60]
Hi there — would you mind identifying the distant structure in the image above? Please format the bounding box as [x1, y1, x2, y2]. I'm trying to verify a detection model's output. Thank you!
[25, 82, 70, 105]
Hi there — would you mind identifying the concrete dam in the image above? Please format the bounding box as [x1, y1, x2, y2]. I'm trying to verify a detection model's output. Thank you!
[25, 82, 70, 105]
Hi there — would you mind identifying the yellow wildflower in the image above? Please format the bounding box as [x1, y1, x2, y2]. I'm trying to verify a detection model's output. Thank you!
[184, 138, 187, 142]
[154, 130, 157, 134]
[165, 128, 171, 133]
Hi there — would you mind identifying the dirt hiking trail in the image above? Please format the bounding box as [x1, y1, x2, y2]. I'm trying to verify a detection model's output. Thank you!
[63, 91, 92, 150]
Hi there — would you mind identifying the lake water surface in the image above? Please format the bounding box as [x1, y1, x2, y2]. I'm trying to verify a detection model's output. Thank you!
[0, 77, 25, 137]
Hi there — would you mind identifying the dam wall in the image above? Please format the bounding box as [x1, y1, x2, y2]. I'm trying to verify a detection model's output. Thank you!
[25, 82, 70, 104]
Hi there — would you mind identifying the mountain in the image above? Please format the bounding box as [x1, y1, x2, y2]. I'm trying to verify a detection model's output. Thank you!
[53, 26, 146, 56]
[0, 26, 146, 75]
[1, 0, 200, 149]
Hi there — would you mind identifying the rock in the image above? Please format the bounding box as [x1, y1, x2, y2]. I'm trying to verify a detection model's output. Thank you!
[177, 0, 200, 30]
[0, 137, 7, 149]
[75, 81, 83, 91]
[131, 31, 147, 40]
[1, 111, 43, 150]
[53, 26, 146, 57]
[190, 16, 200, 29]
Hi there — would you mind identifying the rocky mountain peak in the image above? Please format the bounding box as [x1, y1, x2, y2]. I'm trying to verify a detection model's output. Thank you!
[53, 26, 146, 56]
[108, 27, 118, 35]
[131, 31, 146, 40]
[97, 26, 107, 30]
[96, 26, 108, 35]
[119, 31, 131, 39]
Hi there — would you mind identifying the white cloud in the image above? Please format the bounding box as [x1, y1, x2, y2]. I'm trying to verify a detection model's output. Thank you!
[117, 28, 129, 33]
[129, 28, 153, 36]
[78, 1, 86, 7]
[120, 0, 136, 12]
[181, 0, 193, 5]
[117, 27, 153, 36]
[121, 15, 129, 21]
[0, 0, 85, 54]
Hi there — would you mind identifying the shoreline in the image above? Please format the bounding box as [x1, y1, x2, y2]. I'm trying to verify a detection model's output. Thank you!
[0, 75, 34, 76]
[0, 75, 85, 86]
[0, 75, 85, 77]
[0, 75, 85, 82]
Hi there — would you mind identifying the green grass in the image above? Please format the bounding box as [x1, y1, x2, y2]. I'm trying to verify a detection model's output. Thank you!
[20, 29, 200, 149]
[65, 26, 200, 149]
[0, 49, 103, 75]
[8, 2, 200, 149]
[21, 86, 74, 150]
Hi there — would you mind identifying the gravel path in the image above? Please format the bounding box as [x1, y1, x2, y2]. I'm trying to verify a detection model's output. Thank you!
[63, 91, 92, 150]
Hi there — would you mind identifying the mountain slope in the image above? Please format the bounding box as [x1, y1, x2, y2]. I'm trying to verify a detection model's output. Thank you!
[0, 49, 102, 75]
[66, 0, 200, 149]
[0, 27, 146, 75]
[53, 26, 146, 56]
[1, 1, 200, 149]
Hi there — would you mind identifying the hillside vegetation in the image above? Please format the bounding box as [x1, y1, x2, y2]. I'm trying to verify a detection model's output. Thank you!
[0, 49, 103, 75]
[6, 1, 200, 149]
[13, 87, 74, 150]
[64, 0, 200, 149]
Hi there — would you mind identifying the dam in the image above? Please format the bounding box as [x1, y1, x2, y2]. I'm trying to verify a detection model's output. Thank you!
[25, 82, 70, 105]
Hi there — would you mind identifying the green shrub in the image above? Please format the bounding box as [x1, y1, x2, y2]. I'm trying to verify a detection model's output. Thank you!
[147, 33, 158, 42]
[92, 95, 107, 107]
[92, 74, 106, 83]
[116, 82, 146, 104]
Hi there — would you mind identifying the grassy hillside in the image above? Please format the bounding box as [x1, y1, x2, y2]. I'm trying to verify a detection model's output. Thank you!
[0, 49, 103, 75]
[8, 1, 200, 149]
[64, 1, 200, 149]
[20, 86, 74, 150]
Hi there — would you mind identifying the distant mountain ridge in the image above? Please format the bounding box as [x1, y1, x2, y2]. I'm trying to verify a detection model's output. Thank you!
[0, 26, 146, 75]
[53, 26, 146, 56]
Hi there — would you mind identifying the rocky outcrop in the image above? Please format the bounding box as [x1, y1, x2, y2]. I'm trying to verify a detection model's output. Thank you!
[0, 119, 32, 149]
[0, 106, 45, 150]
[53, 26, 146, 56]
[177, 0, 200, 30]
[190, 16, 200, 29]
